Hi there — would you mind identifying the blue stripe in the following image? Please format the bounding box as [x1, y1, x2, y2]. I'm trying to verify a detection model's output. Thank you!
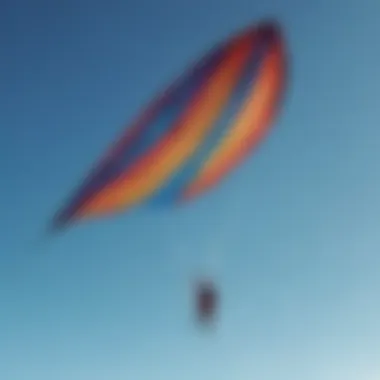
[54, 46, 227, 226]
[149, 36, 271, 205]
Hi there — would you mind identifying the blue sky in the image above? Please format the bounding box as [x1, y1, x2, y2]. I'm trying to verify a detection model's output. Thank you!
[1, 0, 380, 379]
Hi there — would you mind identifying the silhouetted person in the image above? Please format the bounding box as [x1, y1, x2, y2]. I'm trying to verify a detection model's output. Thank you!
[196, 280, 218, 325]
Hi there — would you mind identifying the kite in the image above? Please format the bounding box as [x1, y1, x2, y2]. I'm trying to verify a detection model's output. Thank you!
[52, 20, 287, 231]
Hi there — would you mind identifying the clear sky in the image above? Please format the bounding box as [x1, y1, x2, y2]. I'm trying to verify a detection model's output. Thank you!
[1, 0, 380, 379]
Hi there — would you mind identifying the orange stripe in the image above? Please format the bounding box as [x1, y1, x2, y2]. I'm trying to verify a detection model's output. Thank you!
[77, 33, 255, 218]
[183, 38, 285, 199]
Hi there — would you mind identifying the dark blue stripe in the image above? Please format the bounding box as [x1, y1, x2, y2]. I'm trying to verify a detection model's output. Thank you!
[149, 37, 271, 205]
[54, 46, 227, 226]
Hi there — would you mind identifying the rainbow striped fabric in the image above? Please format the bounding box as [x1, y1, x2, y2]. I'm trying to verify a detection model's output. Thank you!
[53, 20, 287, 229]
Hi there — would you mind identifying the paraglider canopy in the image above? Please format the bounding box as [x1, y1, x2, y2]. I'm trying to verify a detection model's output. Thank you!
[50, 19, 287, 232]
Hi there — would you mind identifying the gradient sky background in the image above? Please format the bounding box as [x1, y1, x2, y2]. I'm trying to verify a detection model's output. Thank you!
[1, 0, 380, 379]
